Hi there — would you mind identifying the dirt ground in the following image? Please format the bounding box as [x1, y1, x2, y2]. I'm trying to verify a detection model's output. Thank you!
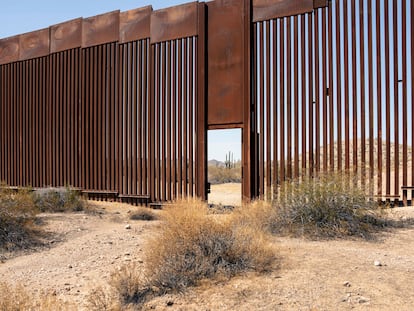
[1, 185, 414, 310]
[208, 183, 242, 206]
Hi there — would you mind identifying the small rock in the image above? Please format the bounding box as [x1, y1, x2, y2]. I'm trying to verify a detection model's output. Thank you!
[343, 281, 351, 287]
[125, 224, 131, 229]
[358, 296, 370, 304]
[68, 265, 73, 269]
[166, 300, 174, 306]
[374, 260, 382, 266]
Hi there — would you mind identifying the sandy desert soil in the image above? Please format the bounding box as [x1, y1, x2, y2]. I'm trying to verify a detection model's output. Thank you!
[208, 183, 242, 206]
[1, 188, 414, 310]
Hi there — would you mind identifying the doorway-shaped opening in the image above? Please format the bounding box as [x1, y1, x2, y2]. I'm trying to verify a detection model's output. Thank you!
[207, 129, 242, 207]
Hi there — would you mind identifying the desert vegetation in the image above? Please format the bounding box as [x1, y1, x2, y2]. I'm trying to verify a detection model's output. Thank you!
[1, 174, 414, 310]
[271, 172, 388, 239]
[0, 184, 87, 253]
[129, 207, 158, 221]
[108, 199, 275, 309]
[208, 153, 242, 184]
[0, 282, 74, 311]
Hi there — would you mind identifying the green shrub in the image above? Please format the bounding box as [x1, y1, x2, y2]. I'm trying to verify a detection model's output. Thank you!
[272, 172, 386, 238]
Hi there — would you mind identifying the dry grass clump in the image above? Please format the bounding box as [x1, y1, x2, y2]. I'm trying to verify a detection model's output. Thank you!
[0, 185, 39, 251]
[0, 184, 87, 252]
[272, 173, 386, 239]
[147, 200, 274, 288]
[111, 199, 275, 307]
[129, 207, 158, 221]
[0, 282, 74, 311]
[87, 285, 122, 311]
[34, 187, 86, 212]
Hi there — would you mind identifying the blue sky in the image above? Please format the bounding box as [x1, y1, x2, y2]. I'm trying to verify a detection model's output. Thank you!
[0, 0, 241, 161]
[0, 1, 183, 38]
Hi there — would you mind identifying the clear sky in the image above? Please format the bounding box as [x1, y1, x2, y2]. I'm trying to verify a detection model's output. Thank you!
[0, 0, 241, 162]
[0, 1, 183, 38]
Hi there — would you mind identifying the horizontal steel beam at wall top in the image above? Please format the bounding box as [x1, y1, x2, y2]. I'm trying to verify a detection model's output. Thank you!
[0, 0, 329, 64]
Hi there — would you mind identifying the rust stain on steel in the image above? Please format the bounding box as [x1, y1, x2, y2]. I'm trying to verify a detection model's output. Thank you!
[50, 18, 82, 53]
[19, 28, 49, 61]
[120, 6, 152, 43]
[253, 0, 313, 22]
[0, 36, 19, 65]
[82, 11, 120, 48]
[207, 0, 245, 127]
[150, 2, 198, 43]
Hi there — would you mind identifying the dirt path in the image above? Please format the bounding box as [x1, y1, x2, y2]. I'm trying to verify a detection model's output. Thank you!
[0, 201, 157, 309]
[1, 200, 414, 310]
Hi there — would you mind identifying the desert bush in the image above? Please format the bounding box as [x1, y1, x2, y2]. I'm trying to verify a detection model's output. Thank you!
[87, 286, 121, 311]
[208, 164, 241, 184]
[0, 282, 74, 311]
[129, 207, 158, 221]
[0, 184, 86, 251]
[112, 199, 275, 307]
[0, 185, 39, 251]
[34, 187, 86, 212]
[110, 264, 153, 306]
[271, 172, 386, 238]
[146, 200, 274, 289]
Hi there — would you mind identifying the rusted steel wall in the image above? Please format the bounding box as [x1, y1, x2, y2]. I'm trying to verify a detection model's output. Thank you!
[253, 0, 414, 206]
[0, 3, 206, 204]
[1, 0, 413, 206]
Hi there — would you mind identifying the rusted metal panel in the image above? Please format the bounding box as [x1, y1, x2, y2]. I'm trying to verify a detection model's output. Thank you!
[351, 0, 357, 172]
[82, 11, 120, 48]
[322, 8, 328, 172]
[402, 0, 407, 205]
[376, 0, 382, 196]
[313, 0, 329, 9]
[151, 2, 198, 43]
[358, 0, 365, 180]
[392, 0, 399, 198]
[50, 18, 82, 53]
[336, 0, 342, 171]
[207, 0, 246, 127]
[384, 0, 390, 196]
[19, 29, 49, 61]
[253, 0, 313, 22]
[368, 0, 373, 180]
[120, 6, 152, 43]
[0, 36, 19, 65]
[286, 17, 292, 178]
[328, 2, 334, 171]
[343, 0, 349, 170]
